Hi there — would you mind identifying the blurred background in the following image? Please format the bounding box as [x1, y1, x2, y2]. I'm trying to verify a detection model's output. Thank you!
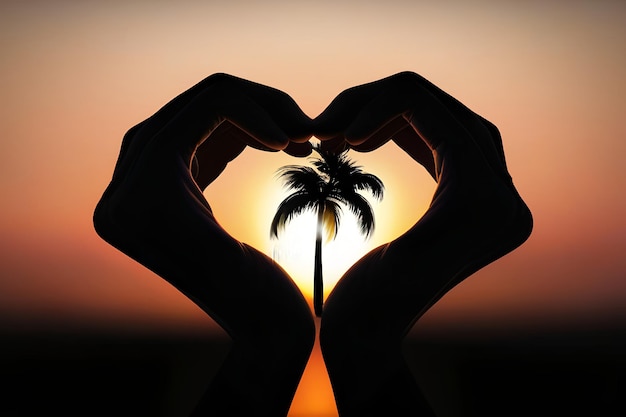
[1, 1, 624, 416]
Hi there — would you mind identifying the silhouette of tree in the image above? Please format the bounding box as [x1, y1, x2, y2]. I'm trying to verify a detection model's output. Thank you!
[270, 143, 384, 317]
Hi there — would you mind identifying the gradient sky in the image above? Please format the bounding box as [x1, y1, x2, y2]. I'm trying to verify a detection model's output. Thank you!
[2, 2, 625, 415]
[0, 1, 626, 332]
[2, 0, 625, 330]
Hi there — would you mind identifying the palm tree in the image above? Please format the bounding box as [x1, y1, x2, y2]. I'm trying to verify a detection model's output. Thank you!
[270, 143, 384, 317]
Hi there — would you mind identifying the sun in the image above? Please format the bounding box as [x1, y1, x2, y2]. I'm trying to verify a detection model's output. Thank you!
[267, 197, 382, 301]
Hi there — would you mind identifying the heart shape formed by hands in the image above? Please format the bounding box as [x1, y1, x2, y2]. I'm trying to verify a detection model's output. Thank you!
[93, 71, 533, 416]
[94, 69, 533, 328]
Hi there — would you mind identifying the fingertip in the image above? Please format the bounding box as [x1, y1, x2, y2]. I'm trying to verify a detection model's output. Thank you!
[311, 101, 353, 140]
[232, 124, 289, 152]
[281, 111, 315, 144]
[270, 135, 291, 151]
[318, 136, 349, 154]
[344, 132, 367, 147]
[283, 141, 313, 157]
[288, 121, 314, 143]
[345, 114, 411, 151]
[349, 136, 391, 153]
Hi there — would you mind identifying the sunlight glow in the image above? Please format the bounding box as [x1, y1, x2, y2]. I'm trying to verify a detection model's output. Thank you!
[261, 140, 392, 302]
[269, 204, 380, 300]
[204, 140, 435, 306]
[248, 141, 435, 304]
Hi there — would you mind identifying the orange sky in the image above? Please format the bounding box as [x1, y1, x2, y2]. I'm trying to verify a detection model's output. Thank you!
[1, 2, 625, 414]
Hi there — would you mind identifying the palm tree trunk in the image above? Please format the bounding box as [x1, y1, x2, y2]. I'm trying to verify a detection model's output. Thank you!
[313, 204, 324, 317]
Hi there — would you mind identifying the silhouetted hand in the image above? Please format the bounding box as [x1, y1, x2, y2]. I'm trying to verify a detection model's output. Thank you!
[94, 73, 315, 417]
[314, 72, 533, 416]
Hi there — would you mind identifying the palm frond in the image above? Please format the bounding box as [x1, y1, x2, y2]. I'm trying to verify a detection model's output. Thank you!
[340, 192, 376, 238]
[322, 200, 342, 242]
[272, 143, 384, 241]
[275, 165, 324, 195]
[270, 193, 320, 238]
[341, 172, 385, 201]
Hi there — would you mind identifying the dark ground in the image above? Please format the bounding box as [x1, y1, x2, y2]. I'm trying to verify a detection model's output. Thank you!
[1, 321, 625, 417]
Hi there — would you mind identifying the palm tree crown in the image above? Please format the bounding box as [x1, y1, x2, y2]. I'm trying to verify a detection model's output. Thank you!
[270, 143, 384, 316]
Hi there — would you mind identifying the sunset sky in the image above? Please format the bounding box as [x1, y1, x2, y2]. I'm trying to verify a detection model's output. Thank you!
[1, 1, 625, 414]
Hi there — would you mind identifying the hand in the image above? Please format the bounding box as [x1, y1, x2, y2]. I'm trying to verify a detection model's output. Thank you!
[314, 72, 533, 416]
[93, 73, 316, 417]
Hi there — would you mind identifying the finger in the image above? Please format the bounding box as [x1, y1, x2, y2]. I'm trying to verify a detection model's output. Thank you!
[348, 135, 392, 153]
[313, 73, 417, 151]
[400, 72, 509, 181]
[226, 75, 314, 143]
[193, 121, 248, 190]
[318, 135, 349, 154]
[134, 73, 310, 155]
[348, 115, 407, 152]
[212, 83, 295, 151]
[136, 73, 243, 142]
[342, 77, 419, 146]
[195, 121, 311, 189]
[410, 72, 493, 139]
[283, 141, 313, 157]
[392, 126, 437, 180]
[350, 73, 470, 152]
[154, 73, 320, 153]
[312, 83, 380, 140]
[411, 74, 510, 176]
